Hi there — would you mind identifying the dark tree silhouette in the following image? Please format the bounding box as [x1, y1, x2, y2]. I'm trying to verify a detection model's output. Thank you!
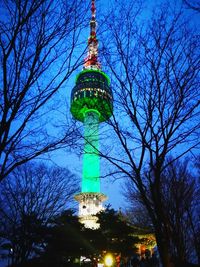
[4, 207, 140, 267]
[183, 0, 200, 12]
[0, 0, 88, 181]
[0, 162, 79, 266]
[40, 207, 139, 267]
[124, 158, 200, 264]
[96, 206, 139, 258]
[40, 210, 86, 267]
[160, 159, 199, 264]
[99, 1, 200, 267]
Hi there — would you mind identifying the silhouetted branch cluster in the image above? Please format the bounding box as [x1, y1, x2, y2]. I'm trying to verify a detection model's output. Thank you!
[0, 162, 79, 266]
[0, 0, 88, 181]
[99, 1, 200, 266]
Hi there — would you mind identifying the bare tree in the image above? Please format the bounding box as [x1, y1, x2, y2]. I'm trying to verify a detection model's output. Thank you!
[183, 0, 200, 12]
[0, 0, 88, 181]
[0, 161, 79, 266]
[161, 159, 197, 263]
[124, 158, 200, 264]
[123, 179, 153, 230]
[99, 1, 200, 267]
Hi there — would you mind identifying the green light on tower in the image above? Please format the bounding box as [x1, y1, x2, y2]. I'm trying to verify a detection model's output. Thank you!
[71, 70, 113, 195]
[82, 110, 100, 193]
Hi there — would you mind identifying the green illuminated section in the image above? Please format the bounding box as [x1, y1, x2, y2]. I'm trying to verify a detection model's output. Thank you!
[82, 110, 100, 193]
[75, 69, 110, 85]
[71, 97, 112, 122]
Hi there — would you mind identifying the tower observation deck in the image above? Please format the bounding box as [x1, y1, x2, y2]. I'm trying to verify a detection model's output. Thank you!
[70, 0, 113, 228]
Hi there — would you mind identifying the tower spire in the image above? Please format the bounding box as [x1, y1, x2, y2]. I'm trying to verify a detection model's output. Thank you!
[84, 0, 100, 70]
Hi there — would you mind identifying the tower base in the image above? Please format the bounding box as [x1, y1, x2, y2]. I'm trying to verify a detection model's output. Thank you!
[74, 192, 107, 229]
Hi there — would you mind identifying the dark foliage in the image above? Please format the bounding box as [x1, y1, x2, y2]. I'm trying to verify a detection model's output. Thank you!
[4, 207, 140, 267]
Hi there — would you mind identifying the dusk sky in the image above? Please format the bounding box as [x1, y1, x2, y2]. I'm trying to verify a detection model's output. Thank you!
[0, 0, 199, 266]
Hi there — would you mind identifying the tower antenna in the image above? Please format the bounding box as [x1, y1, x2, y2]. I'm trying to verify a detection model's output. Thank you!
[84, 0, 100, 70]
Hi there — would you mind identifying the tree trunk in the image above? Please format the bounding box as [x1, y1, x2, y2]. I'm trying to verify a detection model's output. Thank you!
[155, 232, 174, 267]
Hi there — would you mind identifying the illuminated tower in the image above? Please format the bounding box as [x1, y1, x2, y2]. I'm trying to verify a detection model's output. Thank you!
[70, 0, 113, 228]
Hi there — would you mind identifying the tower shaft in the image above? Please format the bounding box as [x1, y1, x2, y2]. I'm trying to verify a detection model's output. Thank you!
[75, 110, 107, 229]
[83, 110, 100, 193]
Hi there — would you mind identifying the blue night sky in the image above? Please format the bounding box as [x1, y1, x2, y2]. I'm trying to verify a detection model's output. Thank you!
[0, 0, 199, 266]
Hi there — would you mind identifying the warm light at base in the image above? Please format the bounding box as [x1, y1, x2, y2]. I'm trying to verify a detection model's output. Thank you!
[104, 254, 114, 267]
